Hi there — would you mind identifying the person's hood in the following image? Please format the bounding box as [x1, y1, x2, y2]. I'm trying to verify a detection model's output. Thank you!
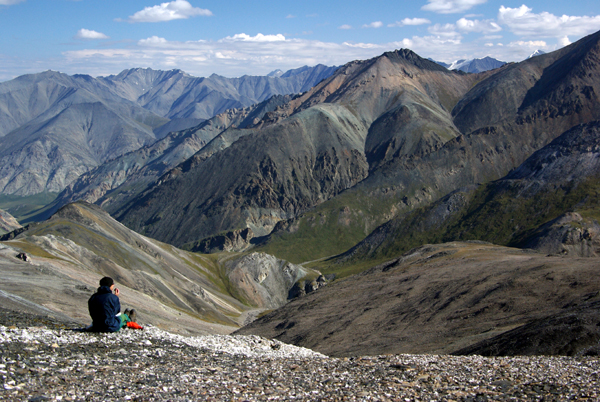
[97, 285, 113, 294]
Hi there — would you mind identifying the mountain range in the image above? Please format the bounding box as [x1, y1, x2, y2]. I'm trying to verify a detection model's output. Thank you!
[1, 30, 600, 357]
[90, 31, 600, 261]
[0, 65, 338, 197]
[41, 94, 295, 220]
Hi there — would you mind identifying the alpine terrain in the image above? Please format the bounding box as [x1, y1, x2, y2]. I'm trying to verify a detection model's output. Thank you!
[109, 31, 600, 263]
[1, 29, 600, 360]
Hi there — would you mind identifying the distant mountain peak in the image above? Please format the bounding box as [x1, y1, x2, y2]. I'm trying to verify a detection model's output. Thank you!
[528, 49, 546, 59]
[267, 69, 284, 77]
[447, 56, 506, 73]
[382, 49, 450, 72]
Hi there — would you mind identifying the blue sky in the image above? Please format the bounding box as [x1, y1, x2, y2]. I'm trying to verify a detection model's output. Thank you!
[1, 0, 599, 81]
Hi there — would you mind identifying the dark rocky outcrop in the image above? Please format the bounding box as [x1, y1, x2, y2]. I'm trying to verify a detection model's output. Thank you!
[186, 228, 255, 253]
[288, 275, 329, 299]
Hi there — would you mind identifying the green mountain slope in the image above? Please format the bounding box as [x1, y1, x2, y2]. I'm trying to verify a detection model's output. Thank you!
[329, 120, 600, 276]
[254, 31, 600, 265]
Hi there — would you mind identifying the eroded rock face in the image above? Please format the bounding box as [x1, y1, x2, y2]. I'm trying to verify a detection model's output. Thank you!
[225, 253, 312, 309]
[0, 209, 21, 234]
[188, 228, 255, 253]
[288, 275, 329, 299]
[523, 212, 600, 257]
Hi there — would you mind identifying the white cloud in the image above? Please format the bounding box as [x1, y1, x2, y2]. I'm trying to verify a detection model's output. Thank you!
[428, 23, 462, 40]
[388, 18, 431, 27]
[456, 18, 501, 34]
[127, 0, 212, 23]
[498, 5, 600, 39]
[220, 33, 286, 42]
[507, 40, 548, 48]
[286, 14, 295, 19]
[422, 0, 487, 14]
[559, 36, 572, 46]
[339, 24, 352, 30]
[342, 42, 380, 49]
[363, 21, 384, 29]
[138, 36, 170, 46]
[0, 0, 25, 5]
[75, 29, 109, 40]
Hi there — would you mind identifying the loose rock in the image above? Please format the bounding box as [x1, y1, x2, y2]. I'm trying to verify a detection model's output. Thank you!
[0, 321, 598, 401]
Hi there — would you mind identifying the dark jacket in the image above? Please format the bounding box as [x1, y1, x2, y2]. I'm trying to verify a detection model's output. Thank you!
[88, 285, 121, 332]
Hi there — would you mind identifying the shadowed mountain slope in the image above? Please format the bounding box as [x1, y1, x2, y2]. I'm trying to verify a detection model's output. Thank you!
[117, 102, 371, 245]
[235, 242, 600, 357]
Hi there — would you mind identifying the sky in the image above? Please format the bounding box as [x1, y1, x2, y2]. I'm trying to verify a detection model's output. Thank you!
[1, 0, 600, 81]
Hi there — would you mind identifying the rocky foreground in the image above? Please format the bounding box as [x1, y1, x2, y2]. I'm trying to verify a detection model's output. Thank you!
[0, 312, 598, 401]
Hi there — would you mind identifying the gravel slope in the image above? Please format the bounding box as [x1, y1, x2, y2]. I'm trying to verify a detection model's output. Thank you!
[1, 310, 599, 401]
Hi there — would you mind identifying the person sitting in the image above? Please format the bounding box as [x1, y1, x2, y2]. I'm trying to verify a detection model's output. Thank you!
[88, 276, 137, 332]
